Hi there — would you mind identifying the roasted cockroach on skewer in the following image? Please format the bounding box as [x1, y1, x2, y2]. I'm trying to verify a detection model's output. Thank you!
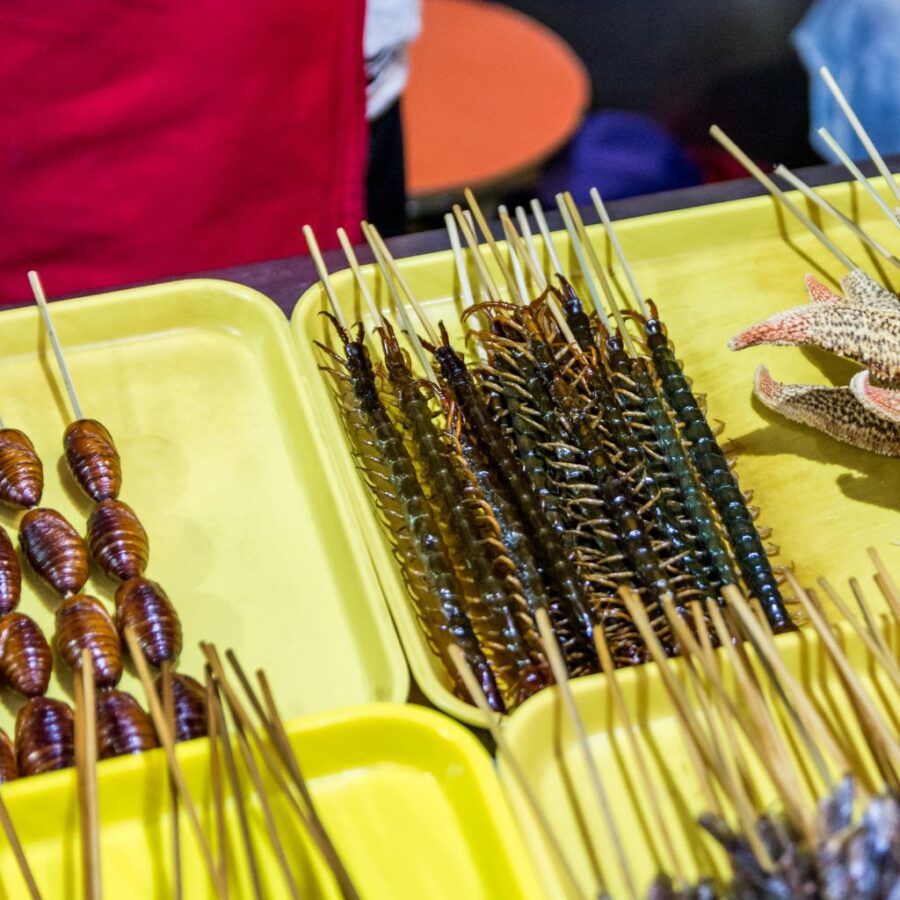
[155, 671, 207, 743]
[63, 419, 122, 503]
[0, 429, 43, 510]
[15, 696, 75, 776]
[0, 526, 22, 616]
[87, 499, 149, 581]
[95, 688, 158, 759]
[19, 507, 89, 598]
[55, 594, 123, 687]
[115, 577, 182, 667]
[0, 612, 52, 697]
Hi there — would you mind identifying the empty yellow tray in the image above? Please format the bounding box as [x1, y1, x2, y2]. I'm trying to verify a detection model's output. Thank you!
[0, 279, 408, 727]
[292, 178, 899, 725]
[0, 703, 541, 898]
[500, 613, 898, 898]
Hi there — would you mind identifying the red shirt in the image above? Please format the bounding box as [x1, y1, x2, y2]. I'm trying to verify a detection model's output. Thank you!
[0, 1, 367, 303]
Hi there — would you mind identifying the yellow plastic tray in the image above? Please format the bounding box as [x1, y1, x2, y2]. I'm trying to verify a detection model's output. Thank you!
[0, 703, 541, 898]
[0, 279, 408, 727]
[292, 178, 900, 725]
[500, 615, 899, 898]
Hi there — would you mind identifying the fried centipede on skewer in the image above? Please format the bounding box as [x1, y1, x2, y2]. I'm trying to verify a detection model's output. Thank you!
[15, 696, 75, 776]
[87, 499, 149, 581]
[95, 689, 159, 759]
[154, 671, 207, 742]
[0, 612, 53, 696]
[55, 594, 123, 687]
[318, 315, 506, 710]
[377, 319, 551, 700]
[114, 577, 182, 667]
[19, 507, 89, 598]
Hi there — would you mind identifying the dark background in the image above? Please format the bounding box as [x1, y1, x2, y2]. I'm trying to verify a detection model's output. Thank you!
[500, 0, 819, 166]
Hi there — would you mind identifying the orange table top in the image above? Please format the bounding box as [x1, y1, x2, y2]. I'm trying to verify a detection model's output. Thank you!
[404, 0, 590, 200]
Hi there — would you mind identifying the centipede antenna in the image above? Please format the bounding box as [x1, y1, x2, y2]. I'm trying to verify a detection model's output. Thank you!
[818, 128, 900, 229]
[256, 669, 362, 900]
[499, 205, 530, 302]
[775, 165, 900, 269]
[709, 125, 858, 272]
[0, 777, 41, 899]
[593, 626, 686, 886]
[514, 206, 548, 290]
[465, 189, 523, 303]
[589, 188, 648, 317]
[563, 192, 637, 355]
[447, 646, 588, 900]
[452, 205, 502, 303]
[445, 213, 477, 312]
[125, 629, 225, 897]
[819, 66, 900, 207]
[28, 271, 85, 421]
[336, 227, 383, 329]
[554, 194, 612, 332]
[536, 608, 636, 900]
[787, 571, 900, 782]
[204, 669, 229, 896]
[161, 661, 182, 900]
[208, 669, 261, 900]
[362, 223, 440, 385]
[529, 199, 564, 275]
[203, 647, 302, 900]
[302, 226, 348, 331]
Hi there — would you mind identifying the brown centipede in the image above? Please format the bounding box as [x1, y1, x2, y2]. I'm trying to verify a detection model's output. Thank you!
[0, 429, 43, 509]
[96, 689, 159, 759]
[87, 499, 149, 581]
[0, 612, 52, 696]
[15, 697, 75, 776]
[115, 577, 182, 666]
[63, 418, 122, 502]
[55, 594, 123, 687]
[19, 507, 89, 598]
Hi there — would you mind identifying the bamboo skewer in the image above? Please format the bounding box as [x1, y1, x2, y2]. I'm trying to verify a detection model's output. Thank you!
[160, 661, 182, 900]
[465, 189, 523, 303]
[774, 164, 900, 268]
[514, 207, 548, 291]
[205, 670, 230, 897]
[817, 127, 900, 228]
[28, 271, 85, 421]
[336, 227, 383, 329]
[452, 205, 503, 303]
[303, 226, 349, 331]
[74, 652, 101, 900]
[124, 628, 225, 897]
[0, 786, 41, 900]
[499, 205, 530, 303]
[530, 199, 565, 276]
[589, 188, 648, 317]
[593, 626, 686, 885]
[819, 66, 900, 207]
[536, 608, 637, 900]
[445, 213, 478, 311]
[709, 126, 858, 272]
[447, 646, 588, 900]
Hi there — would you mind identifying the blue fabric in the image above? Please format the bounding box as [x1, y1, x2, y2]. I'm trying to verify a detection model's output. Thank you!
[793, 0, 900, 159]
[538, 110, 702, 206]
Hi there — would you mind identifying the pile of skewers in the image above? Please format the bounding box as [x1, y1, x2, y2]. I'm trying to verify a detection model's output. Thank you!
[709, 66, 900, 457]
[464, 551, 900, 899]
[0, 273, 207, 787]
[308, 190, 792, 713]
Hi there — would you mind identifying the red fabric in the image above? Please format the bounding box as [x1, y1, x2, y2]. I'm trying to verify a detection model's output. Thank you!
[0, 2, 367, 303]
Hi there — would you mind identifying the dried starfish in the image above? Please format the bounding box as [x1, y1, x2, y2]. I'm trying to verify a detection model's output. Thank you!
[850, 371, 900, 425]
[754, 366, 900, 456]
[730, 302, 900, 382]
[805, 272, 900, 311]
